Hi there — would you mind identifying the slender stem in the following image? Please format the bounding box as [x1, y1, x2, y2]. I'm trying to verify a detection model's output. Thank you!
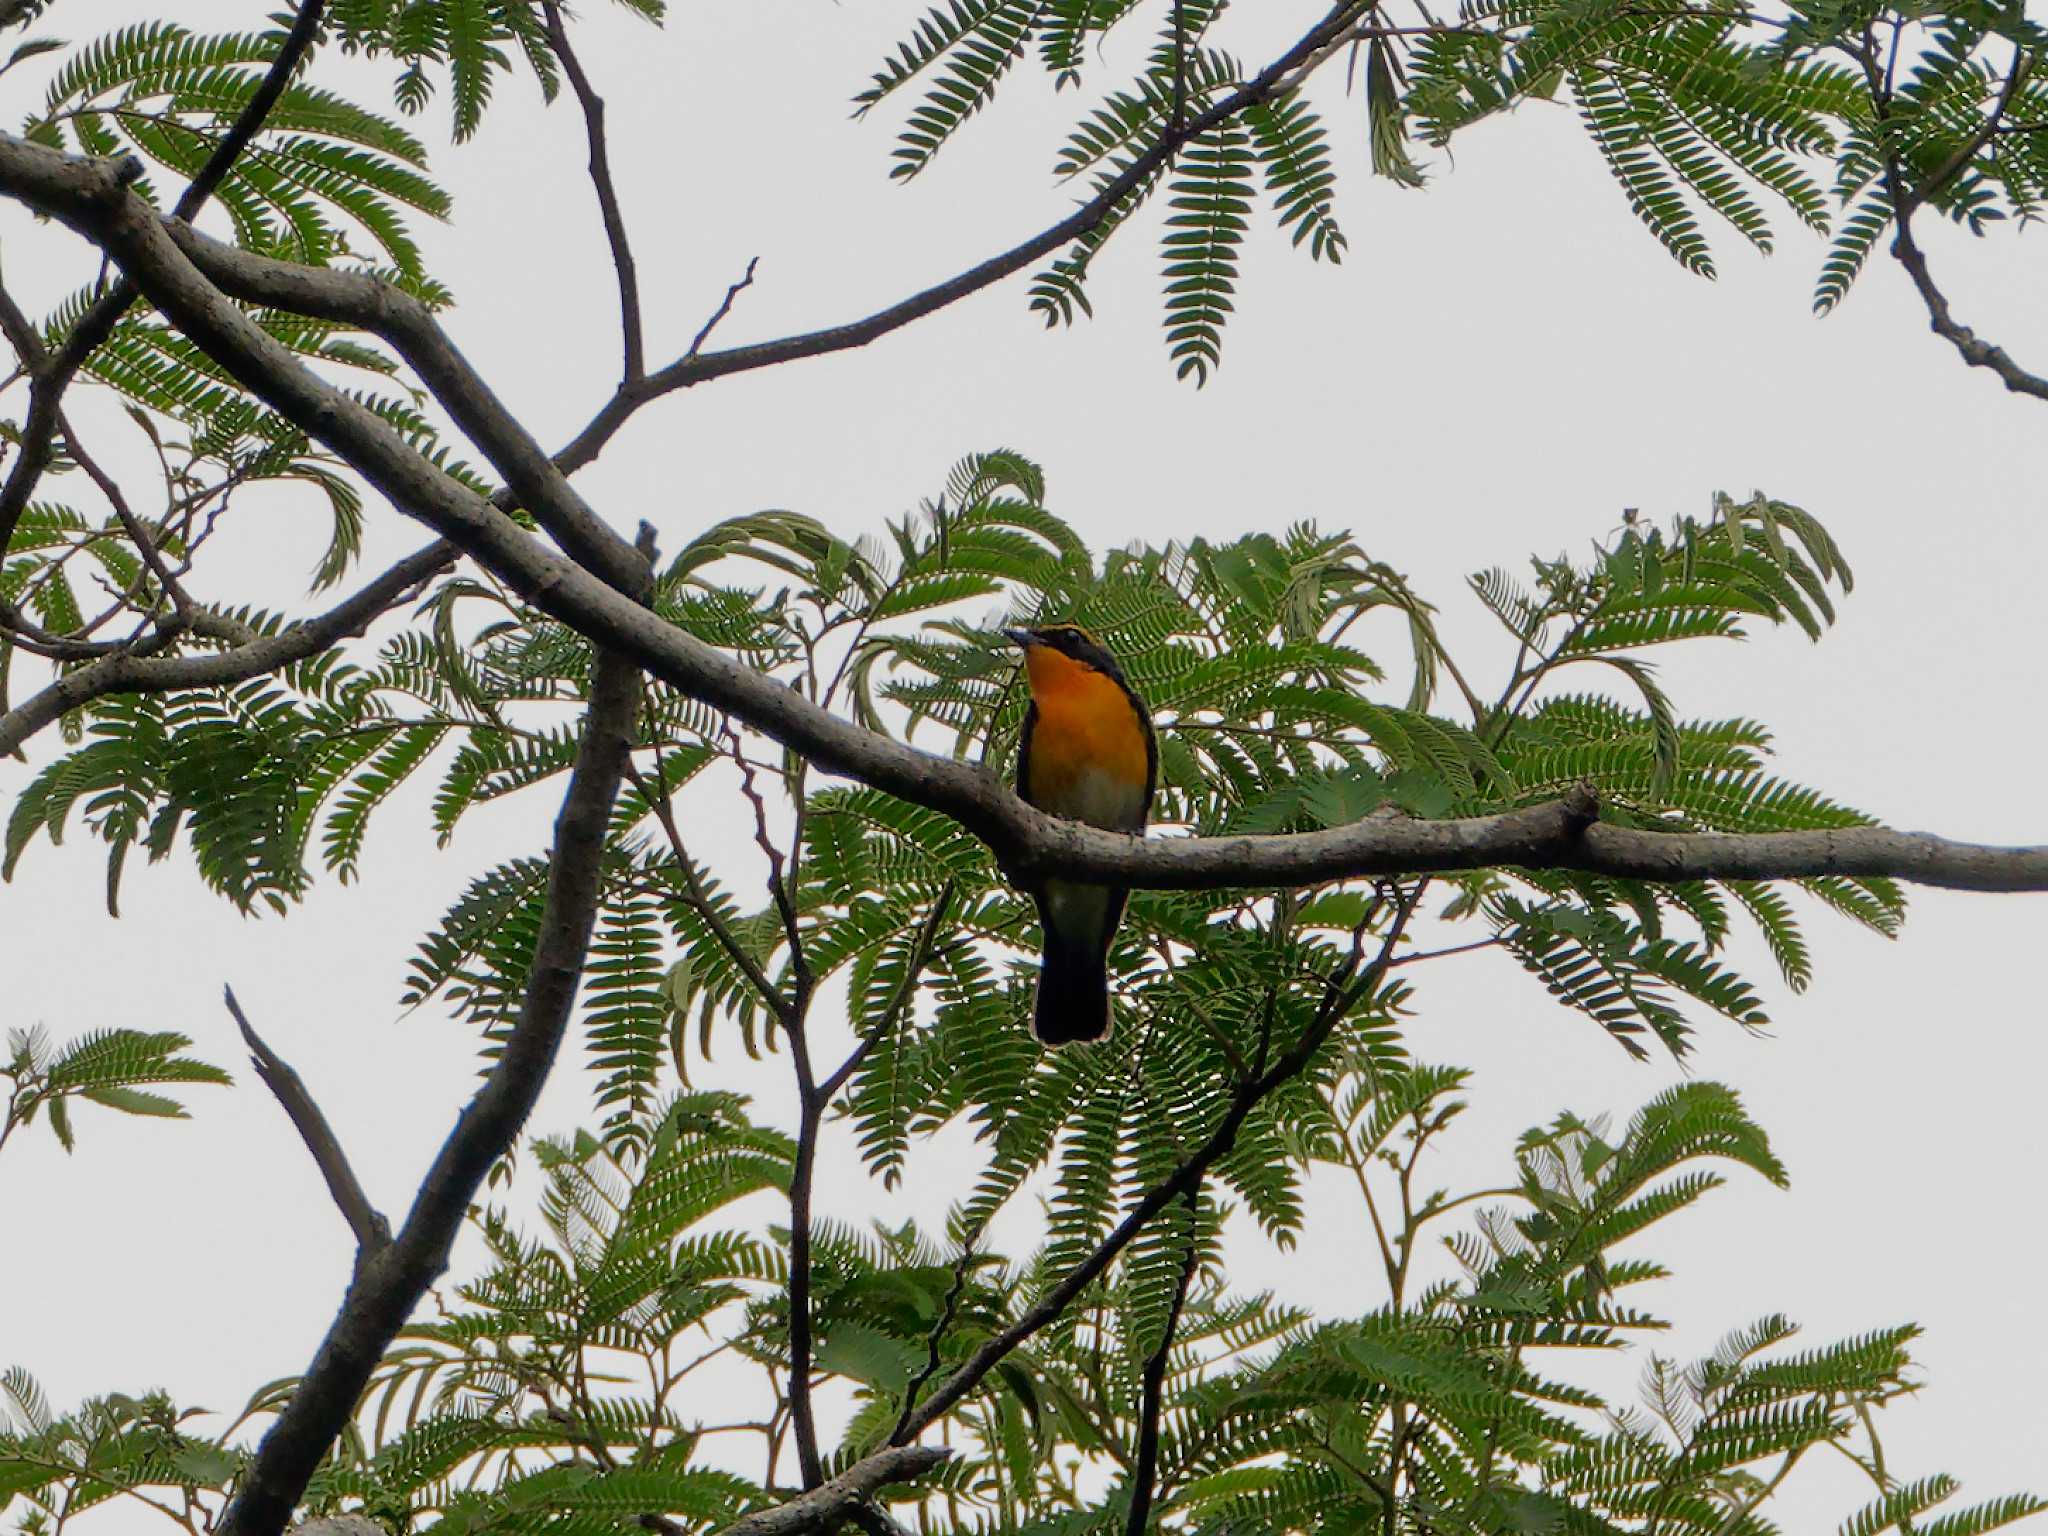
[222, 985, 390, 1253]
[893, 886, 1419, 1442]
[541, 0, 644, 382]
[1123, 1189, 1202, 1536]
[0, 0, 330, 559]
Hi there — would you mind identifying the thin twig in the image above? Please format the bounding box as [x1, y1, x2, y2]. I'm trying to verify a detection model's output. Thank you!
[541, 0, 645, 382]
[58, 409, 192, 620]
[543, 0, 1379, 478]
[892, 886, 1419, 1443]
[817, 880, 955, 1103]
[1866, 44, 2048, 402]
[891, 1231, 981, 1444]
[0, 0, 329, 559]
[222, 985, 389, 1254]
[628, 759, 791, 1022]
[1124, 1189, 1202, 1536]
[686, 257, 760, 360]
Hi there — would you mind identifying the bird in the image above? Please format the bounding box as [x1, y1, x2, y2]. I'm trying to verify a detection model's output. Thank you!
[1003, 623, 1157, 1045]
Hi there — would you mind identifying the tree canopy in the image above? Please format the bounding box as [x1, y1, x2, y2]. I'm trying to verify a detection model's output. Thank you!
[2, 2, 2046, 1535]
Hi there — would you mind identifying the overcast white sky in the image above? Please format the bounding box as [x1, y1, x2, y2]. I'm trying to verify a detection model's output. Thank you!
[3, 0, 2045, 1528]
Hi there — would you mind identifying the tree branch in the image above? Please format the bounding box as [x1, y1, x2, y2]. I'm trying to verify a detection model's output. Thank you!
[706, 1446, 950, 1536]
[544, 0, 1369, 475]
[10, 140, 2048, 894]
[1872, 47, 2048, 401]
[215, 637, 646, 1536]
[1124, 1189, 1201, 1536]
[0, 0, 328, 559]
[155, 218, 648, 594]
[0, 539, 454, 757]
[892, 889, 1418, 1444]
[540, 0, 644, 382]
[221, 985, 390, 1254]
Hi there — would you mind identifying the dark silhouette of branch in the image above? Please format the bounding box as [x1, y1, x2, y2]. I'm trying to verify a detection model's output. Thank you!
[221, 985, 390, 1254]
[890, 1229, 979, 1446]
[705, 1446, 951, 1536]
[819, 881, 955, 1104]
[891, 889, 1418, 1444]
[787, 1029, 826, 1491]
[0, 0, 329, 558]
[9, 141, 2048, 893]
[1864, 44, 2048, 401]
[0, 539, 454, 756]
[685, 256, 760, 360]
[152, 222, 648, 595]
[1888, 211, 2048, 400]
[214, 637, 645, 1536]
[541, 0, 644, 382]
[57, 408, 192, 619]
[1125, 1189, 1201, 1536]
[541, 0, 1370, 476]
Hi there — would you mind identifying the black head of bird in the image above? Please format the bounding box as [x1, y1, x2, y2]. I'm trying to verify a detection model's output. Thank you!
[1002, 623, 1157, 1046]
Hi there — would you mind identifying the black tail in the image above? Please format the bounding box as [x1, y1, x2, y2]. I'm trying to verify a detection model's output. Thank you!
[1032, 931, 1113, 1044]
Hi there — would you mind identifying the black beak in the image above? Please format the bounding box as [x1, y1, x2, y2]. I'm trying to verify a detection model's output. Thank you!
[1001, 627, 1036, 648]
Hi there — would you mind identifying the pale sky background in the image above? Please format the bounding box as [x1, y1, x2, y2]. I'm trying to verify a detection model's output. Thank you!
[3, 0, 2046, 1528]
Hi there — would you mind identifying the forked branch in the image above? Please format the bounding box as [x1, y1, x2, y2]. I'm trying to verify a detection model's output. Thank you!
[215, 638, 646, 1536]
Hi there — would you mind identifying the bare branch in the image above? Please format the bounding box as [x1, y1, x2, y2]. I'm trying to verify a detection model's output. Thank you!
[541, 0, 645, 382]
[1866, 46, 2048, 401]
[890, 1232, 979, 1446]
[215, 637, 645, 1536]
[221, 985, 389, 1254]
[686, 257, 760, 360]
[0, 539, 454, 757]
[630, 761, 790, 1022]
[1888, 207, 2048, 401]
[57, 408, 192, 621]
[545, 0, 1368, 476]
[707, 1446, 951, 1536]
[818, 881, 955, 1105]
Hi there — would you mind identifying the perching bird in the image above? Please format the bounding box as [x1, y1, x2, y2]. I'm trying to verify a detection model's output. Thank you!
[1004, 623, 1157, 1045]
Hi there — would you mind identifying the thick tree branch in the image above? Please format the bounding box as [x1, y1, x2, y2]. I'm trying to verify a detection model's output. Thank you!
[0, 539, 454, 757]
[8, 141, 2048, 894]
[541, 0, 645, 382]
[222, 985, 390, 1254]
[0, 0, 328, 558]
[215, 638, 645, 1536]
[707, 1446, 951, 1536]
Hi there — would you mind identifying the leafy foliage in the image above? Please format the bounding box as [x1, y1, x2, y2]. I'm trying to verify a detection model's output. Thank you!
[1, 1025, 229, 1156]
[2, 0, 2041, 1526]
[846, 0, 2048, 371]
[4, 444, 2030, 1533]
